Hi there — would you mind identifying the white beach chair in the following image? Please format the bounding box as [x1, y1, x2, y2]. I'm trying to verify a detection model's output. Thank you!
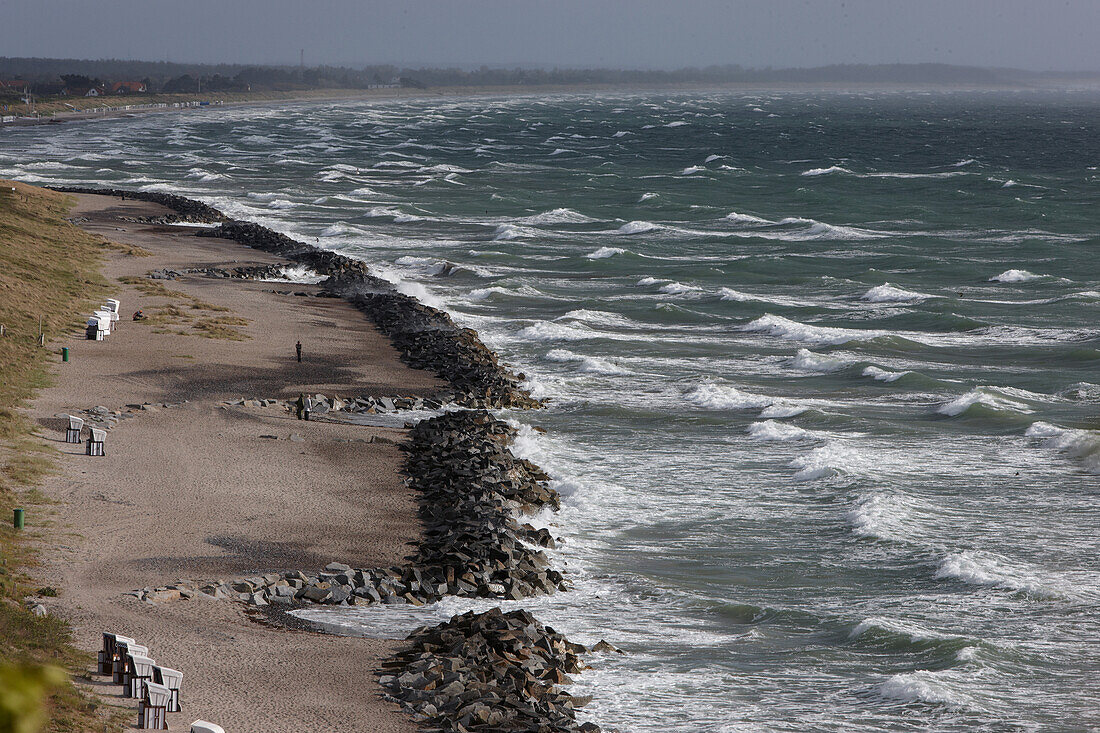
[190, 721, 225, 733]
[94, 310, 113, 336]
[86, 427, 106, 456]
[113, 640, 148, 685]
[153, 666, 183, 712]
[99, 632, 134, 675]
[66, 415, 84, 444]
[105, 298, 121, 323]
[139, 681, 172, 730]
[86, 315, 103, 340]
[128, 655, 157, 699]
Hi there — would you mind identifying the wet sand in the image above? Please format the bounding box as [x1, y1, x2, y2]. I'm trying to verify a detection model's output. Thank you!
[29, 194, 442, 731]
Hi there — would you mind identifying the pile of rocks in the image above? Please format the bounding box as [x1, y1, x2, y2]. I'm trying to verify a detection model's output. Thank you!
[403, 410, 565, 601]
[48, 186, 227, 223]
[379, 608, 600, 732]
[197, 221, 375, 279]
[65, 401, 184, 431]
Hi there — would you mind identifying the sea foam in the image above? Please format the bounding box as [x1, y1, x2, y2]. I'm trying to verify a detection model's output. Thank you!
[990, 269, 1043, 283]
[743, 314, 884, 347]
[861, 283, 930, 303]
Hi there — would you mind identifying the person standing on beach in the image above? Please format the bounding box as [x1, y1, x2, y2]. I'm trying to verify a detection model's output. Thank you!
[296, 340, 302, 363]
[295, 392, 307, 420]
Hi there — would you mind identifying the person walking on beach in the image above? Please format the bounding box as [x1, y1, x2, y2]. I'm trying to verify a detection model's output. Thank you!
[296, 339, 302, 363]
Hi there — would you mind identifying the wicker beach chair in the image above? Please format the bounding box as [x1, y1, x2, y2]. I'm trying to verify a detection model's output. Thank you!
[153, 666, 183, 712]
[190, 721, 225, 733]
[87, 427, 106, 456]
[99, 632, 133, 675]
[139, 682, 172, 730]
[94, 310, 113, 336]
[86, 316, 103, 340]
[128, 655, 157, 699]
[66, 415, 84, 444]
[105, 298, 121, 324]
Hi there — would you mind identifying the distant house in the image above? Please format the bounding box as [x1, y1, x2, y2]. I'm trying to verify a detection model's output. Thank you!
[69, 87, 102, 97]
[0, 80, 28, 92]
[110, 81, 147, 95]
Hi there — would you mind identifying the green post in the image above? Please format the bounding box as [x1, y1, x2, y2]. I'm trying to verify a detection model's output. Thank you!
[13, 508, 24, 530]
[61, 347, 69, 363]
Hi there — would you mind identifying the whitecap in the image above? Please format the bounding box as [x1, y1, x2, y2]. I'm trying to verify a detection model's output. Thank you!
[879, 670, 975, 709]
[747, 420, 816, 442]
[936, 388, 1033, 417]
[638, 192, 658, 202]
[684, 383, 774, 411]
[1025, 421, 1100, 473]
[518, 208, 599, 225]
[801, 165, 852, 176]
[659, 281, 702, 296]
[743, 314, 884, 347]
[545, 348, 631, 375]
[665, 121, 689, 128]
[935, 551, 1088, 599]
[517, 321, 593, 342]
[990, 269, 1043, 283]
[549, 148, 571, 156]
[617, 220, 660, 235]
[637, 277, 663, 286]
[704, 154, 723, 163]
[790, 348, 849, 373]
[725, 211, 772, 225]
[789, 442, 868, 481]
[861, 283, 930, 303]
[586, 247, 626, 260]
[862, 366, 909, 382]
[681, 165, 705, 175]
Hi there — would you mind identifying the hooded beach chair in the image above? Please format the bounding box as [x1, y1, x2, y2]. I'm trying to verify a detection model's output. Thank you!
[105, 298, 121, 324]
[153, 665, 183, 712]
[113, 640, 148, 685]
[99, 632, 134, 675]
[86, 315, 103, 340]
[128, 654, 157, 699]
[66, 415, 84, 444]
[190, 721, 225, 733]
[94, 310, 113, 336]
[87, 427, 106, 456]
[139, 681, 172, 729]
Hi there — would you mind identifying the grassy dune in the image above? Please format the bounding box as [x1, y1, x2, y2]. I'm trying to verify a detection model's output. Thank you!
[0, 181, 125, 731]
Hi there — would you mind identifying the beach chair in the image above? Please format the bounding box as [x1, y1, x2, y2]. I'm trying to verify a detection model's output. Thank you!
[153, 666, 183, 712]
[105, 298, 121, 324]
[66, 415, 84, 444]
[86, 316, 103, 340]
[128, 654, 157, 699]
[138, 682, 171, 730]
[94, 310, 113, 336]
[190, 721, 225, 733]
[99, 632, 134, 675]
[86, 427, 106, 456]
[114, 640, 148, 685]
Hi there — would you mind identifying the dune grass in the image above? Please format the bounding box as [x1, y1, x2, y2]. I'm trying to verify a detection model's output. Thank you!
[0, 180, 127, 731]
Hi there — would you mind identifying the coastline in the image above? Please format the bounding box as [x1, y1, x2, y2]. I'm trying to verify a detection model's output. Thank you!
[24, 185, 599, 731]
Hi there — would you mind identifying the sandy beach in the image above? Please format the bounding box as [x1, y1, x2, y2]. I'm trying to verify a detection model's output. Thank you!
[28, 194, 444, 731]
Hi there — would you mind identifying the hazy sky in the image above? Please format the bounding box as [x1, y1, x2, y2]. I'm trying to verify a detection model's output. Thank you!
[3, 0, 1097, 71]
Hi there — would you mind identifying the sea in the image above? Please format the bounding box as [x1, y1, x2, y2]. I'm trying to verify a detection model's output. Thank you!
[2, 90, 1098, 732]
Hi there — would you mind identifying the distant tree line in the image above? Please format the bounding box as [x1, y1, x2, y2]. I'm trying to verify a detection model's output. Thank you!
[0, 57, 1091, 97]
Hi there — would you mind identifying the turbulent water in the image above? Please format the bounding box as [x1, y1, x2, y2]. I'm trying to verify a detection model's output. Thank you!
[4, 91, 1099, 731]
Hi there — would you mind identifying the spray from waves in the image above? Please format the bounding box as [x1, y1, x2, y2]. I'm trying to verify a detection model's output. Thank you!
[320, 222, 351, 237]
[789, 349, 850, 373]
[617, 221, 661, 235]
[684, 383, 775, 410]
[990, 269, 1044, 283]
[586, 247, 627, 260]
[801, 166, 853, 176]
[861, 283, 931, 303]
[743, 314, 886, 347]
[518, 208, 600, 225]
[1025, 421, 1100, 473]
[936, 388, 1035, 417]
[545, 348, 632, 376]
[862, 366, 910, 382]
[935, 551, 1094, 600]
[879, 670, 978, 709]
[747, 420, 819, 442]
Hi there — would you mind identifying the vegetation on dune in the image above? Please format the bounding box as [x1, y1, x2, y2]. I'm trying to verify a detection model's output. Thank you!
[0, 181, 125, 731]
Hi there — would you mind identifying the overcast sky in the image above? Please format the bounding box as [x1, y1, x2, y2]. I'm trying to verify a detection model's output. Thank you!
[3, 0, 1097, 71]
